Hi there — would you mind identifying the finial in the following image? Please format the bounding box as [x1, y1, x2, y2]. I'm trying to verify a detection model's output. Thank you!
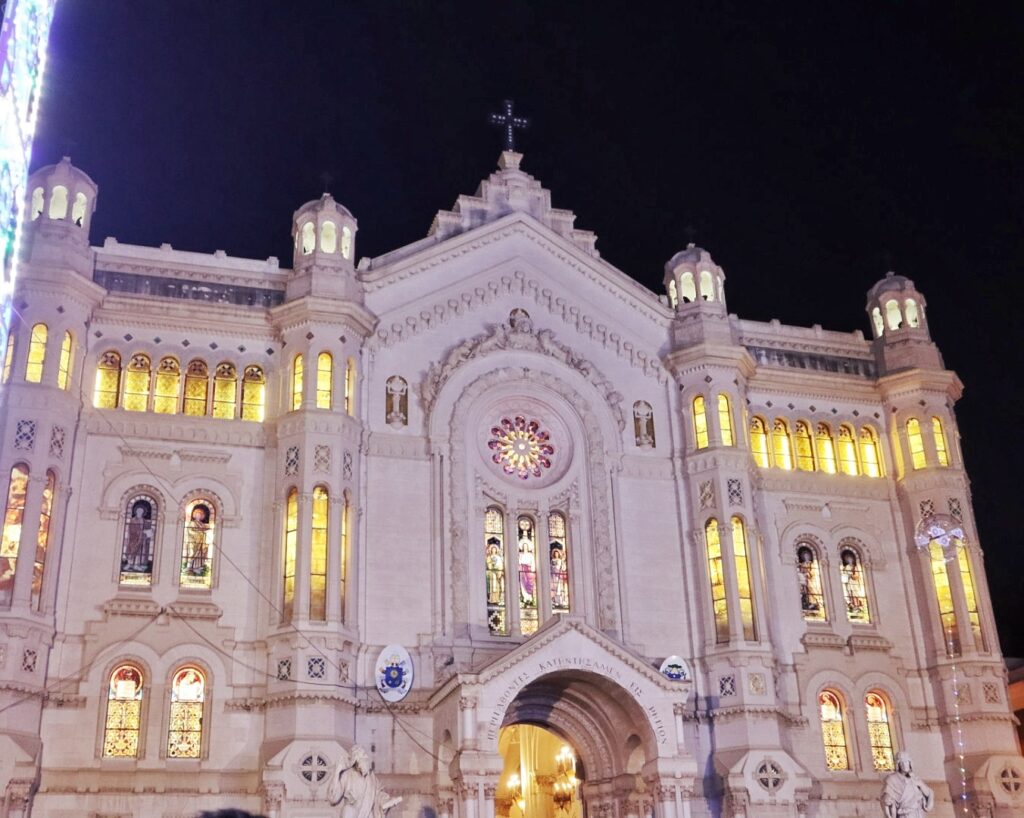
[319, 171, 334, 195]
[489, 99, 530, 152]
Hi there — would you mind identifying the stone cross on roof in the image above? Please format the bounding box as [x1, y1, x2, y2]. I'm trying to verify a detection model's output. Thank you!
[489, 99, 530, 152]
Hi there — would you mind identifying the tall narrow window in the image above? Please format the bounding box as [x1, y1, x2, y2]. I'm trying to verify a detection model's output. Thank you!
[907, 419, 926, 470]
[120, 495, 157, 586]
[102, 665, 144, 758]
[2, 331, 14, 383]
[699, 270, 715, 301]
[123, 354, 152, 412]
[153, 357, 181, 414]
[182, 360, 209, 416]
[667, 279, 678, 307]
[885, 299, 902, 331]
[772, 419, 794, 470]
[548, 512, 570, 614]
[282, 488, 298, 622]
[815, 423, 837, 474]
[717, 394, 734, 446]
[795, 421, 815, 471]
[301, 221, 315, 254]
[93, 351, 122, 408]
[180, 500, 214, 589]
[291, 354, 303, 411]
[839, 546, 870, 623]
[930, 542, 959, 656]
[865, 692, 895, 771]
[345, 358, 357, 415]
[705, 519, 729, 644]
[320, 221, 337, 254]
[732, 516, 756, 641]
[48, 185, 68, 219]
[957, 547, 985, 651]
[819, 690, 850, 770]
[30, 471, 56, 611]
[310, 486, 328, 621]
[240, 366, 266, 422]
[57, 331, 73, 390]
[211, 363, 237, 419]
[316, 352, 333, 409]
[72, 192, 87, 226]
[340, 492, 350, 622]
[679, 272, 696, 303]
[932, 417, 949, 467]
[0, 464, 29, 606]
[859, 427, 881, 478]
[25, 323, 47, 383]
[30, 186, 43, 219]
[167, 666, 205, 759]
[693, 396, 709, 449]
[837, 425, 859, 476]
[871, 307, 884, 337]
[750, 417, 770, 468]
[904, 299, 920, 328]
[517, 516, 539, 636]
[797, 544, 827, 622]
[485, 507, 507, 635]
[341, 225, 353, 259]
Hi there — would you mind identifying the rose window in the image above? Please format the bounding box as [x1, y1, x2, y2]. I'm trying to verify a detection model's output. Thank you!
[488, 416, 554, 480]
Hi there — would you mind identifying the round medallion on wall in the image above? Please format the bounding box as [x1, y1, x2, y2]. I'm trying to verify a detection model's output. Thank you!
[487, 415, 555, 480]
[659, 655, 691, 682]
[375, 644, 414, 703]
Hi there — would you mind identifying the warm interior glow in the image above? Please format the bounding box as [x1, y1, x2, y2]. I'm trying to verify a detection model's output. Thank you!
[93, 351, 121, 408]
[907, 418, 926, 470]
[0, 464, 29, 606]
[693, 395, 709, 449]
[153, 356, 180, 414]
[772, 419, 793, 470]
[320, 220, 337, 254]
[931, 417, 949, 467]
[25, 322, 47, 383]
[706, 519, 729, 644]
[815, 423, 837, 474]
[310, 486, 329, 621]
[517, 515, 539, 635]
[865, 692, 895, 771]
[859, 427, 881, 477]
[57, 331, 72, 389]
[750, 417, 770, 467]
[837, 425, 859, 476]
[182, 359, 208, 416]
[732, 516, 756, 640]
[717, 394, 734, 446]
[241, 365, 266, 422]
[498, 724, 582, 818]
[30, 470, 55, 611]
[123, 353, 152, 412]
[167, 666, 206, 758]
[819, 690, 850, 770]
[930, 542, 959, 656]
[282, 488, 298, 622]
[212, 363, 237, 419]
[292, 354, 304, 411]
[316, 352, 333, 409]
[795, 421, 815, 471]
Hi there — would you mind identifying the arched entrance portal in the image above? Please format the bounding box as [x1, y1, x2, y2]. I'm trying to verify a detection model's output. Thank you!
[497, 724, 583, 818]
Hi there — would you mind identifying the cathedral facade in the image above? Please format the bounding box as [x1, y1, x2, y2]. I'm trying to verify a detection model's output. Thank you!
[0, 153, 1020, 818]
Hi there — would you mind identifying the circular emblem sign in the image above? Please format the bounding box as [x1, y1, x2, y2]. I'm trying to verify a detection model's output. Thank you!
[659, 655, 691, 682]
[375, 644, 414, 703]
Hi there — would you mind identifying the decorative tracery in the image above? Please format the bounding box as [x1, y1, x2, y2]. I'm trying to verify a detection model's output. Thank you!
[488, 416, 554, 480]
[103, 664, 144, 758]
[179, 500, 214, 589]
[818, 690, 850, 770]
[865, 692, 895, 771]
[167, 666, 206, 758]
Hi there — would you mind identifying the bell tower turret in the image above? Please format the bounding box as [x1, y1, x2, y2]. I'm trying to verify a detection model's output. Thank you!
[866, 271, 941, 373]
[287, 193, 360, 302]
[21, 157, 98, 278]
[663, 243, 732, 347]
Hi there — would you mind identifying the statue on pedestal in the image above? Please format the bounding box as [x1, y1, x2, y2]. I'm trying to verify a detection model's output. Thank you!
[328, 745, 402, 818]
[881, 751, 933, 818]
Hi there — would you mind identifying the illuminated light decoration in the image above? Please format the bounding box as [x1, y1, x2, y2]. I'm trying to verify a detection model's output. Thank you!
[488, 415, 554, 480]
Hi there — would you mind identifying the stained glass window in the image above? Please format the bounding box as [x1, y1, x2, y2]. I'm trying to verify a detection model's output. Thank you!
[182, 359, 208, 416]
[693, 396, 709, 449]
[291, 354, 303, 411]
[488, 416, 554, 480]
[25, 322, 47, 383]
[705, 519, 729, 644]
[794, 421, 815, 471]
[930, 542, 959, 657]
[179, 501, 214, 589]
[750, 417, 770, 468]
[819, 690, 850, 770]
[30, 471, 55, 611]
[859, 427, 881, 478]
[837, 425, 859, 476]
[549, 512, 570, 614]
[907, 419, 926, 470]
[120, 495, 157, 586]
[517, 516, 539, 636]
[797, 544, 827, 622]
[485, 507, 507, 635]
[957, 547, 985, 651]
[310, 486, 329, 621]
[240, 366, 266, 422]
[932, 417, 949, 467]
[815, 423, 837, 475]
[167, 666, 205, 758]
[0, 464, 29, 606]
[57, 331, 72, 390]
[93, 351, 121, 408]
[839, 547, 870, 623]
[123, 353, 152, 412]
[717, 394, 734, 446]
[2, 331, 14, 384]
[282, 488, 298, 622]
[732, 516, 756, 641]
[772, 419, 794, 470]
[316, 352, 333, 409]
[102, 665, 144, 758]
[345, 357, 357, 415]
[865, 692, 895, 771]
[212, 363, 237, 419]
[153, 357, 180, 414]
[340, 492, 350, 622]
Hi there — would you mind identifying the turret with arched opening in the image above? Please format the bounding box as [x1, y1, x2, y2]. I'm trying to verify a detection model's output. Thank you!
[25, 157, 98, 241]
[291, 192, 357, 270]
[663, 243, 727, 313]
[865, 271, 929, 339]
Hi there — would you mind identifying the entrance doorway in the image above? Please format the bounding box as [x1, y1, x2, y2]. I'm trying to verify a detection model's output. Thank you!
[497, 724, 583, 818]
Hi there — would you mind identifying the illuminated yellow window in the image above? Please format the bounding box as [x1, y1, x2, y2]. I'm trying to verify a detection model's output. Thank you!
[839, 546, 871, 623]
[705, 519, 729, 644]
[859, 427, 881, 478]
[57, 331, 73, 390]
[865, 692, 895, 771]
[932, 417, 949, 467]
[340, 492, 350, 623]
[485, 507, 507, 635]
[717, 394, 734, 446]
[345, 357, 357, 415]
[212, 363, 237, 419]
[93, 351, 122, 408]
[31, 471, 56, 611]
[930, 542, 959, 656]
[794, 421, 815, 471]
[282, 488, 298, 623]
[693, 395, 709, 449]
[797, 543, 827, 622]
[167, 666, 205, 759]
[957, 547, 985, 651]
[517, 515, 540, 636]
[750, 417, 770, 468]
[291, 354, 304, 411]
[907, 419, 926, 470]
[819, 690, 850, 770]
[240, 366, 266, 422]
[153, 357, 180, 414]
[123, 354, 151, 412]
[837, 425, 859, 476]
[815, 423, 837, 474]
[0, 464, 29, 607]
[772, 419, 794, 470]
[732, 516, 756, 641]
[548, 512, 570, 614]
[182, 360, 209, 416]
[2, 331, 14, 384]
[25, 323, 47, 383]
[316, 352, 333, 409]
[310, 486, 329, 621]
[102, 665, 144, 758]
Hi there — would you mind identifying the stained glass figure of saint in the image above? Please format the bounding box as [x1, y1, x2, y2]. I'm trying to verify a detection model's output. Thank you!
[797, 545, 826, 621]
[120, 496, 156, 585]
[549, 512, 570, 613]
[840, 547, 870, 622]
[180, 501, 214, 588]
[517, 516, 538, 635]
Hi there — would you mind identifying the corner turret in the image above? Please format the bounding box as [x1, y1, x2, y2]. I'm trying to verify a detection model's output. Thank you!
[287, 192, 361, 301]
[663, 244, 733, 347]
[866, 272, 942, 372]
[21, 157, 98, 276]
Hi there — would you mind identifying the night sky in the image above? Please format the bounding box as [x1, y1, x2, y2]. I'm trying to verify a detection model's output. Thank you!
[31, 3, 1024, 652]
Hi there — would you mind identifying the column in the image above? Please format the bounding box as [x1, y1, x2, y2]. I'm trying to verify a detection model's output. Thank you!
[327, 495, 344, 623]
[460, 695, 478, 750]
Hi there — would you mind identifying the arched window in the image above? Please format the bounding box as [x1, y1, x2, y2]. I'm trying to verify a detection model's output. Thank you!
[957, 547, 985, 651]
[120, 495, 157, 586]
[340, 491, 350, 622]
[750, 417, 770, 468]
[291, 354, 304, 411]
[93, 351, 122, 408]
[240, 365, 266, 422]
[633, 400, 655, 448]
[320, 221, 338, 254]
[797, 543, 827, 621]
[345, 357, 357, 415]
[25, 322, 47, 383]
[859, 427, 881, 478]
[839, 546, 870, 623]
[0, 464, 29, 606]
[732, 516, 756, 641]
[179, 500, 214, 589]
[837, 425, 860, 476]
[316, 352, 333, 409]
[815, 423, 837, 474]
[865, 692, 895, 771]
[699, 270, 715, 301]
[72, 192, 88, 226]
[679, 272, 696, 303]
[341, 225, 353, 259]
[885, 299, 902, 331]
[931, 417, 949, 467]
[906, 419, 926, 470]
[667, 279, 678, 307]
[301, 221, 315, 255]
[385, 375, 409, 427]
[48, 185, 68, 219]
[692, 395, 709, 449]
[123, 353, 152, 412]
[167, 666, 206, 758]
[717, 394, 734, 446]
[153, 357, 181, 414]
[2, 330, 15, 383]
[102, 664, 144, 758]
[485, 507, 507, 636]
[794, 421, 815, 471]
[517, 515, 539, 636]
[31, 186, 43, 219]
[31, 471, 56, 611]
[904, 299, 920, 328]
[929, 541, 959, 656]
[211, 363, 237, 419]
[772, 419, 794, 470]
[819, 690, 850, 770]
[57, 331, 73, 390]
[549, 512, 570, 614]
[310, 486, 329, 621]
[705, 519, 729, 644]
[282, 488, 298, 622]
[871, 307, 884, 337]
[182, 359, 209, 416]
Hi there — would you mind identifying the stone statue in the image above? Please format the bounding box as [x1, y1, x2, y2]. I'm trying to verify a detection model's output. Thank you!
[327, 745, 402, 818]
[881, 751, 933, 818]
